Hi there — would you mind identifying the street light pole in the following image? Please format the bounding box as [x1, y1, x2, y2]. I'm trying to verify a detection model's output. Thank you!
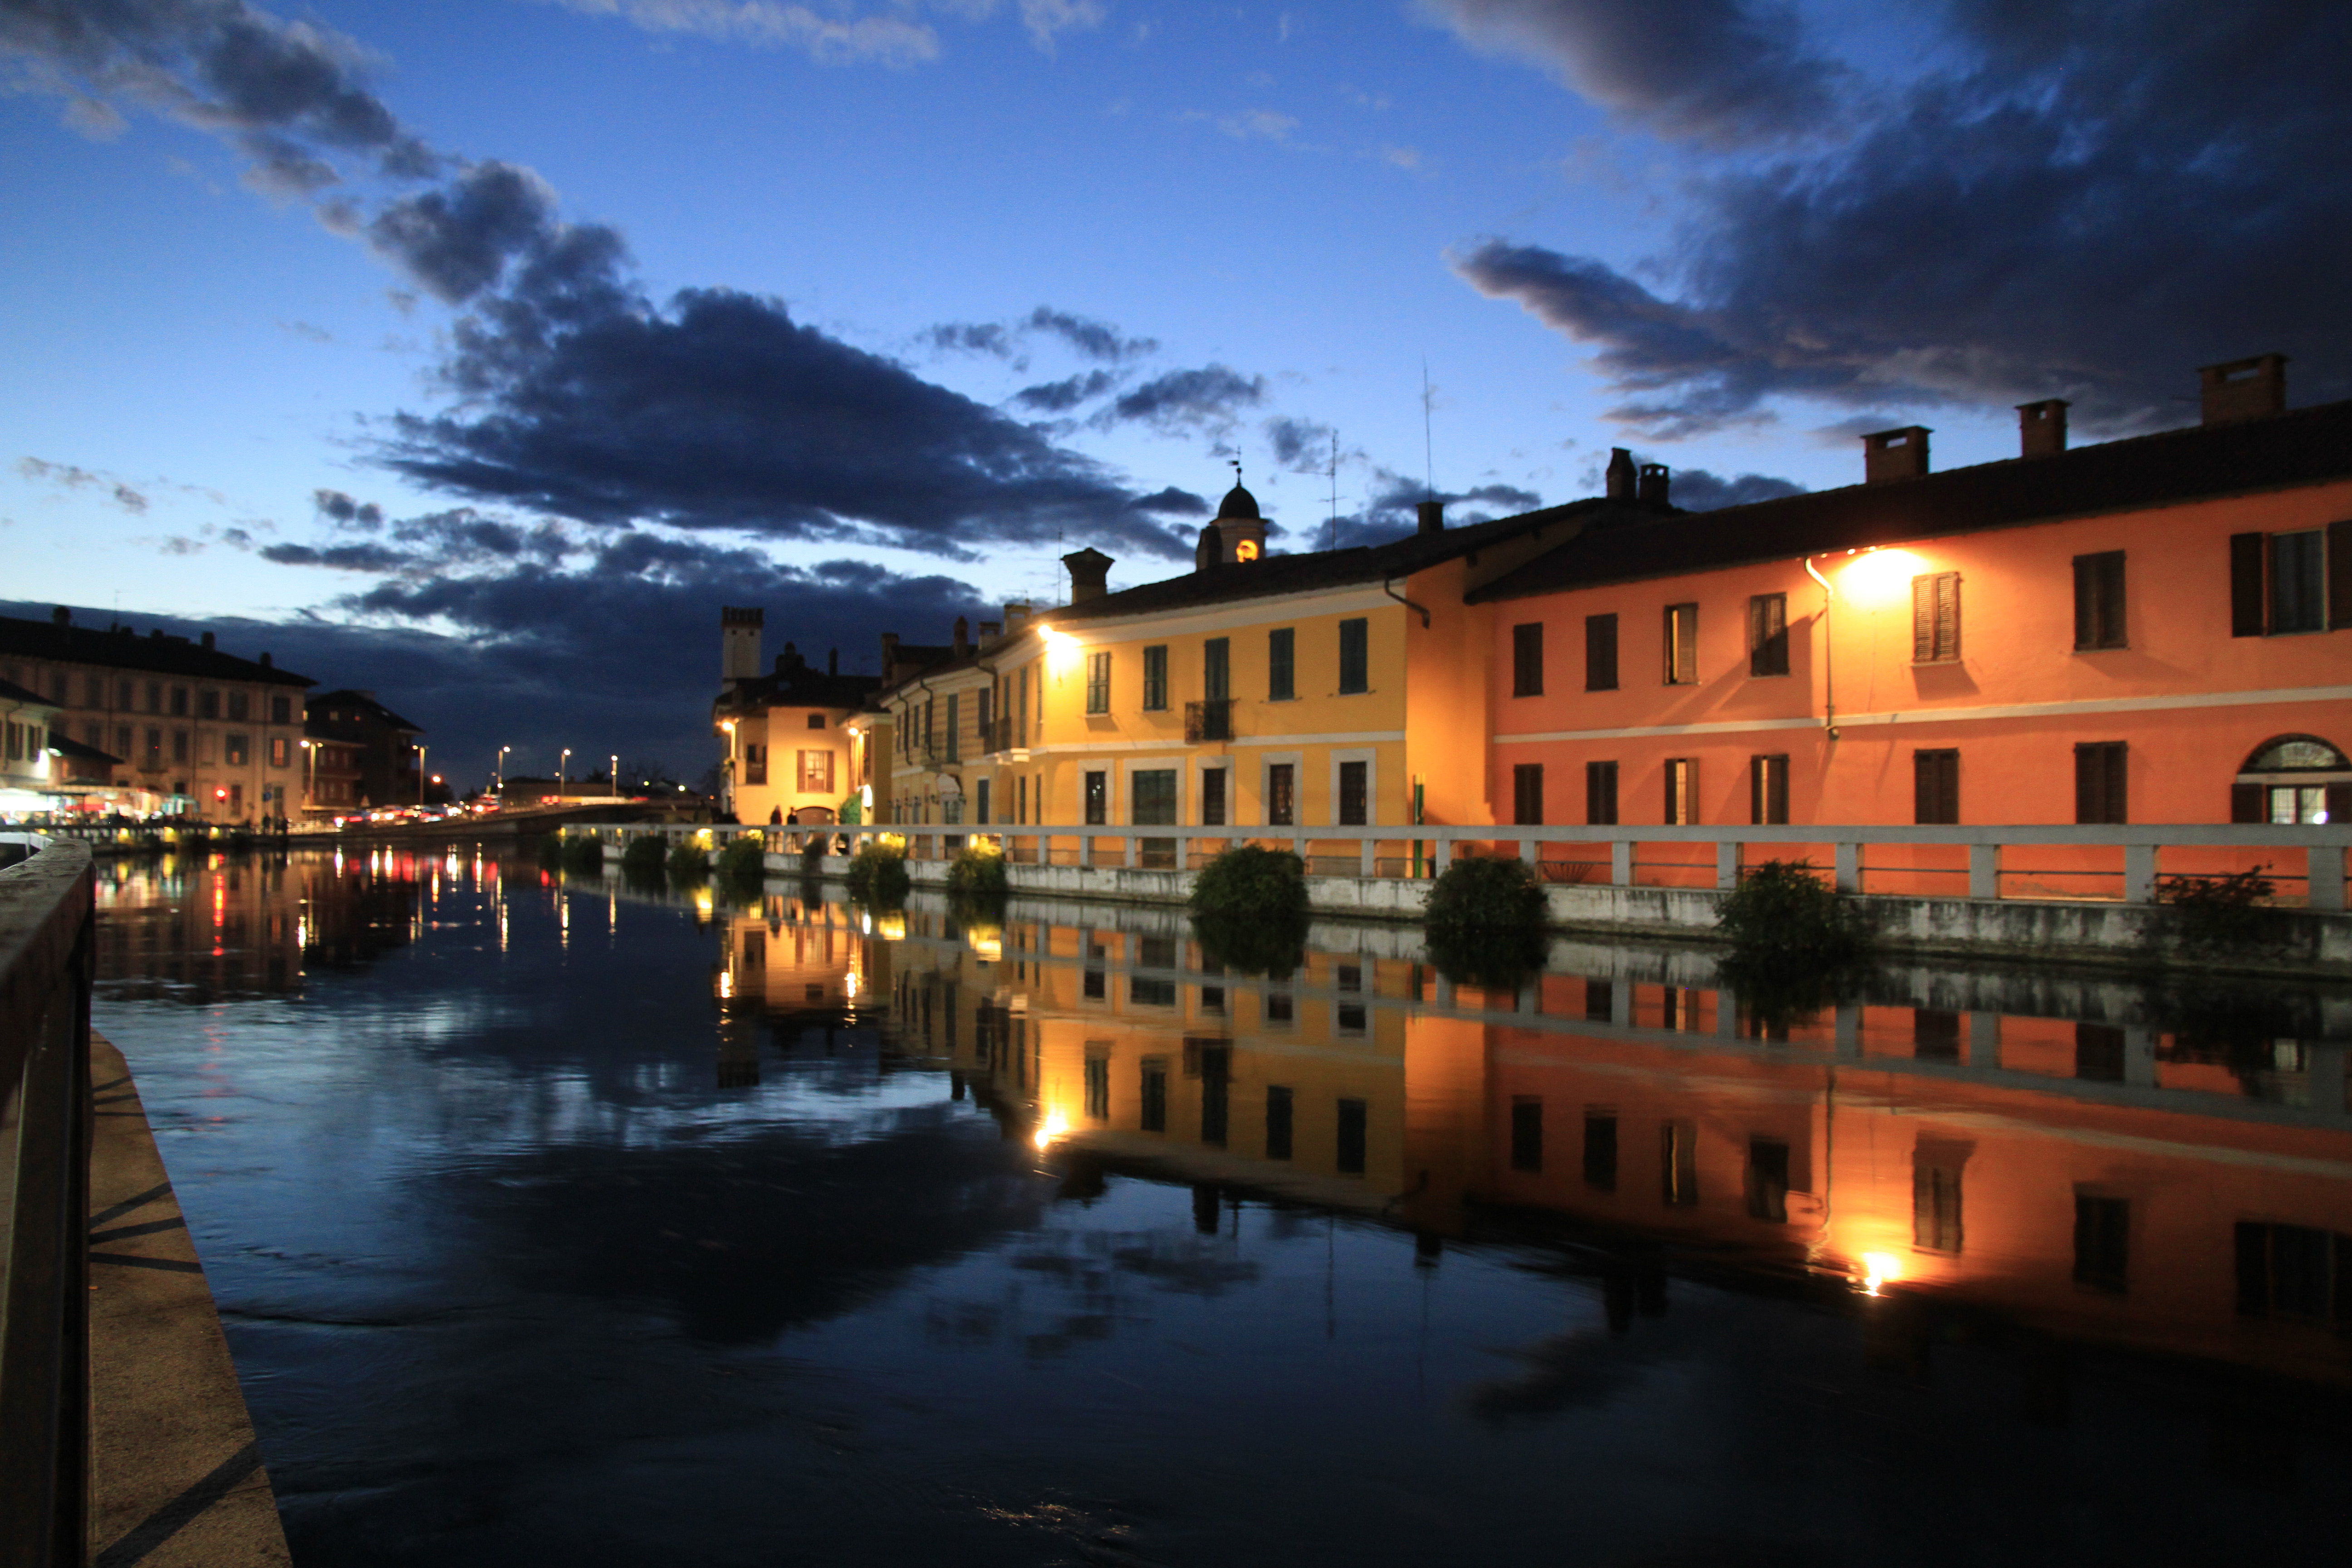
[560, 747, 571, 799]
[417, 743, 428, 806]
[497, 745, 511, 795]
[302, 739, 317, 817]
[610, 754, 618, 801]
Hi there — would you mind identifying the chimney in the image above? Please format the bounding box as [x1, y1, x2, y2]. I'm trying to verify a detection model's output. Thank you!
[1605, 447, 1637, 501]
[51, 606, 69, 627]
[2017, 399, 2068, 457]
[201, 631, 216, 651]
[1062, 547, 1113, 604]
[880, 632, 901, 681]
[1416, 500, 1445, 535]
[1195, 521, 1221, 573]
[952, 617, 970, 657]
[977, 620, 1001, 642]
[1004, 602, 1032, 637]
[720, 605, 764, 685]
[1637, 463, 1671, 508]
[828, 647, 838, 676]
[2200, 353, 2287, 426]
[1862, 426, 1931, 484]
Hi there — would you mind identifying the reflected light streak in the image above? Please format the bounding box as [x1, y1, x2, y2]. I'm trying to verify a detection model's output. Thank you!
[1858, 1252, 1903, 1296]
[1032, 1111, 1070, 1151]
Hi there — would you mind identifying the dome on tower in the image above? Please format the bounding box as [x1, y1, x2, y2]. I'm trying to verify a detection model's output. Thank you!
[1216, 484, 1261, 521]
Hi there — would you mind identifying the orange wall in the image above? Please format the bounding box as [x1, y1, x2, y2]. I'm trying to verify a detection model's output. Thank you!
[1489, 479, 2352, 826]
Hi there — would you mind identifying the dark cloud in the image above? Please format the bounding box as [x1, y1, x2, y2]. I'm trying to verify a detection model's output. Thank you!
[365, 161, 561, 304]
[313, 488, 384, 527]
[1012, 369, 1118, 413]
[920, 321, 1014, 358]
[923, 306, 1156, 363]
[1454, 2, 2352, 437]
[257, 540, 409, 572]
[1103, 365, 1267, 434]
[1666, 467, 1803, 510]
[1310, 473, 1544, 550]
[1264, 415, 1336, 469]
[1419, 0, 1847, 147]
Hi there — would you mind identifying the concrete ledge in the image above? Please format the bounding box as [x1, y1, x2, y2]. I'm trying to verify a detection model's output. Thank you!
[88, 1033, 290, 1568]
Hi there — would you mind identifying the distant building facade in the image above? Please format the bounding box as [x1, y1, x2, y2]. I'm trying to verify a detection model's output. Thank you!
[711, 608, 881, 823]
[0, 608, 312, 819]
[304, 690, 426, 813]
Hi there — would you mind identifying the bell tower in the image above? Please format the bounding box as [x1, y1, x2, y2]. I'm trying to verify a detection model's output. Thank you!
[720, 606, 764, 687]
[1212, 466, 1267, 564]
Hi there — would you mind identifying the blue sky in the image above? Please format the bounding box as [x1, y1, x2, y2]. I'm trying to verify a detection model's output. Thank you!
[5, 1, 2347, 782]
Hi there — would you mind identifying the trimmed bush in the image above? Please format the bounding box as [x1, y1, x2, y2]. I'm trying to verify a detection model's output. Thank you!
[666, 838, 710, 878]
[947, 843, 1009, 897]
[846, 841, 911, 904]
[560, 835, 604, 874]
[1715, 860, 1869, 965]
[2152, 865, 2276, 959]
[715, 832, 767, 883]
[1189, 844, 1308, 921]
[620, 835, 667, 876]
[1424, 853, 1547, 935]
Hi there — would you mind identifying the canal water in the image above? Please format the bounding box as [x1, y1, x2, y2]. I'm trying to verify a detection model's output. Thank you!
[92, 847, 2352, 1567]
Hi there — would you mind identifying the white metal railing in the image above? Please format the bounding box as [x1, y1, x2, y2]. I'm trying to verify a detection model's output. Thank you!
[563, 819, 2352, 911]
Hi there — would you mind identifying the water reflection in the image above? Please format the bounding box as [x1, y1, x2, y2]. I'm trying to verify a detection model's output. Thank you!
[88, 849, 2352, 1567]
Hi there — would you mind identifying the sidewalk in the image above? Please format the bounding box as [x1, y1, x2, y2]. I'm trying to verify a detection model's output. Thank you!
[87, 1032, 291, 1568]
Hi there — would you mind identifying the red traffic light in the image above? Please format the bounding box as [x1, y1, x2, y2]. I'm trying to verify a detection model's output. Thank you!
[214, 786, 229, 801]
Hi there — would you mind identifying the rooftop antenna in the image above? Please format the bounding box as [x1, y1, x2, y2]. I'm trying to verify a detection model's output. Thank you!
[1421, 357, 1435, 500]
[1327, 431, 1339, 552]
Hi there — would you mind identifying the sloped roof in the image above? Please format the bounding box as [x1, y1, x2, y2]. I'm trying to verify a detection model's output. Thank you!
[0, 676, 51, 707]
[0, 613, 314, 686]
[1470, 398, 2352, 603]
[308, 689, 423, 735]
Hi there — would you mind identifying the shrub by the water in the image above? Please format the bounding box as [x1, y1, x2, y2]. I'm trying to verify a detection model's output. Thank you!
[846, 841, 911, 904]
[666, 838, 710, 878]
[559, 835, 604, 874]
[1424, 853, 1547, 935]
[1715, 860, 1869, 965]
[2151, 865, 2276, 959]
[1189, 844, 1307, 922]
[715, 832, 766, 883]
[947, 843, 1009, 897]
[620, 835, 667, 876]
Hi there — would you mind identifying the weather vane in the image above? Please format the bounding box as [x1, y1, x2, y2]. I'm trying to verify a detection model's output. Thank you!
[1230, 456, 1243, 489]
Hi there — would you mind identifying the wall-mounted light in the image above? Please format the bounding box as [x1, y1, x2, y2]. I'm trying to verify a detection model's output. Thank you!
[1837, 547, 1928, 609]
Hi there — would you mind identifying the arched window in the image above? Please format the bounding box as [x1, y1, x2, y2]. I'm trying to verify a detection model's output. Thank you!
[2233, 734, 2352, 823]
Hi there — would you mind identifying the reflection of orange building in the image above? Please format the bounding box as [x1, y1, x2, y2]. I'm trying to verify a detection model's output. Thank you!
[1476, 362, 2352, 852]
[867, 903, 2352, 1382]
[714, 895, 892, 1085]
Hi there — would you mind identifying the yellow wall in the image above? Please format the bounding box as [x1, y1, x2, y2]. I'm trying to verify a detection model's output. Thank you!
[730, 703, 857, 824]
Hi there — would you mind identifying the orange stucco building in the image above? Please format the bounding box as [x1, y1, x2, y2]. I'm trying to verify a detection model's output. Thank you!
[1471, 358, 2352, 841]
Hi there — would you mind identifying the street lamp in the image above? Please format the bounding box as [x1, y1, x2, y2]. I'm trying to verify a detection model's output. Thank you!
[610, 754, 619, 801]
[497, 745, 511, 793]
[301, 738, 318, 816]
[560, 747, 571, 798]
[416, 743, 428, 806]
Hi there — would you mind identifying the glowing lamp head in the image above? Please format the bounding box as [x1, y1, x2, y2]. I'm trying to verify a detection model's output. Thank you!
[1234, 539, 1260, 562]
[1032, 1112, 1071, 1151]
[1858, 1252, 1903, 1295]
[1837, 547, 1928, 608]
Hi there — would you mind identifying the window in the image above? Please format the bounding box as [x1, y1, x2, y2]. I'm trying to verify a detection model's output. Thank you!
[2270, 530, 2328, 633]
[2074, 1196, 2129, 1293]
[1140, 1060, 1167, 1132]
[172, 728, 189, 764]
[975, 778, 991, 825]
[1748, 594, 1788, 676]
[1586, 760, 1618, 825]
[1586, 613, 1619, 691]
[1749, 754, 1788, 825]
[1584, 1111, 1619, 1191]
[1663, 604, 1698, 684]
[1912, 572, 1960, 662]
[199, 689, 220, 720]
[1083, 769, 1107, 825]
[1016, 775, 1028, 825]
[1913, 749, 1959, 824]
[799, 750, 835, 794]
[1509, 1098, 1544, 1173]
[1084, 1050, 1110, 1121]
[944, 695, 960, 761]
[2234, 1222, 2347, 1320]
[808, 712, 826, 730]
[1512, 622, 1544, 696]
[1142, 645, 1169, 710]
[1337, 760, 1368, 825]
[1267, 762, 1295, 826]
[1268, 628, 1295, 700]
[170, 686, 189, 717]
[1745, 1137, 1791, 1222]
[1265, 1086, 1294, 1160]
[1203, 637, 1230, 701]
[1513, 763, 1544, 826]
[1017, 668, 1029, 746]
[1132, 769, 1177, 826]
[2073, 551, 2127, 649]
[1200, 768, 1226, 827]
[1661, 1122, 1697, 1206]
[1664, 758, 1696, 825]
[2231, 734, 2351, 824]
[144, 682, 160, 714]
[270, 695, 290, 725]
[1338, 618, 1369, 694]
[1913, 1148, 1965, 1254]
[225, 733, 249, 767]
[2075, 741, 2127, 824]
[84, 676, 102, 708]
[1335, 1098, 1367, 1175]
[1085, 651, 1111, 714]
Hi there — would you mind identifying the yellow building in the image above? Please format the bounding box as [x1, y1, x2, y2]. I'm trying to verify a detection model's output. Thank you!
[859, 483, 1631, 852]
[711, 608, 881, 825]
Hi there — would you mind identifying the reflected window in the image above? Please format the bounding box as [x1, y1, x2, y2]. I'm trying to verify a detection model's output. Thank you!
[2075, 1022, 2126, 1083]
[1914, 1009, 1961, 1063]
[1083, 1049, 1110, 1120]
[1263, 991, 1293, 1024]
[1745, 1137, 1790, 1222]
[1140, 1059, 1168, 1132]
[1584, 1110, 1618, 1191]
[1584, 979, 1614, 1023]
[1509, 1097, 1543, 1173]
[1265, 1086, 1294, 1160]
[1335, 1098, 1367, 1175]
[2074, 1194, 2128, 1294]
[2235, 1221, 2347, 1321]
[1912, 1149, 1965, 1254]
[1661, 1122, 1697, 1207]
[1197, 1044, 1230, 1147]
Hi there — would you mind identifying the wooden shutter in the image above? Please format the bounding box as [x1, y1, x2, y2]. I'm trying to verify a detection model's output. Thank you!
[1586, 614, 1618, 691]
[2074, 745, 2100, 824]
[1512, 623, 1543, 696]
[2231, 782, 2264, 823]
[1751, 757, 1765, 825]
[2329, 783, 2352, 825]
[2331, 520, 2352, 629]
[2230, 532, 2267, 636]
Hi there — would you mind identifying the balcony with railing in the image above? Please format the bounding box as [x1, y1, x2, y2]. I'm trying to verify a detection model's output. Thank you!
[1185, 699, 1234, 744]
